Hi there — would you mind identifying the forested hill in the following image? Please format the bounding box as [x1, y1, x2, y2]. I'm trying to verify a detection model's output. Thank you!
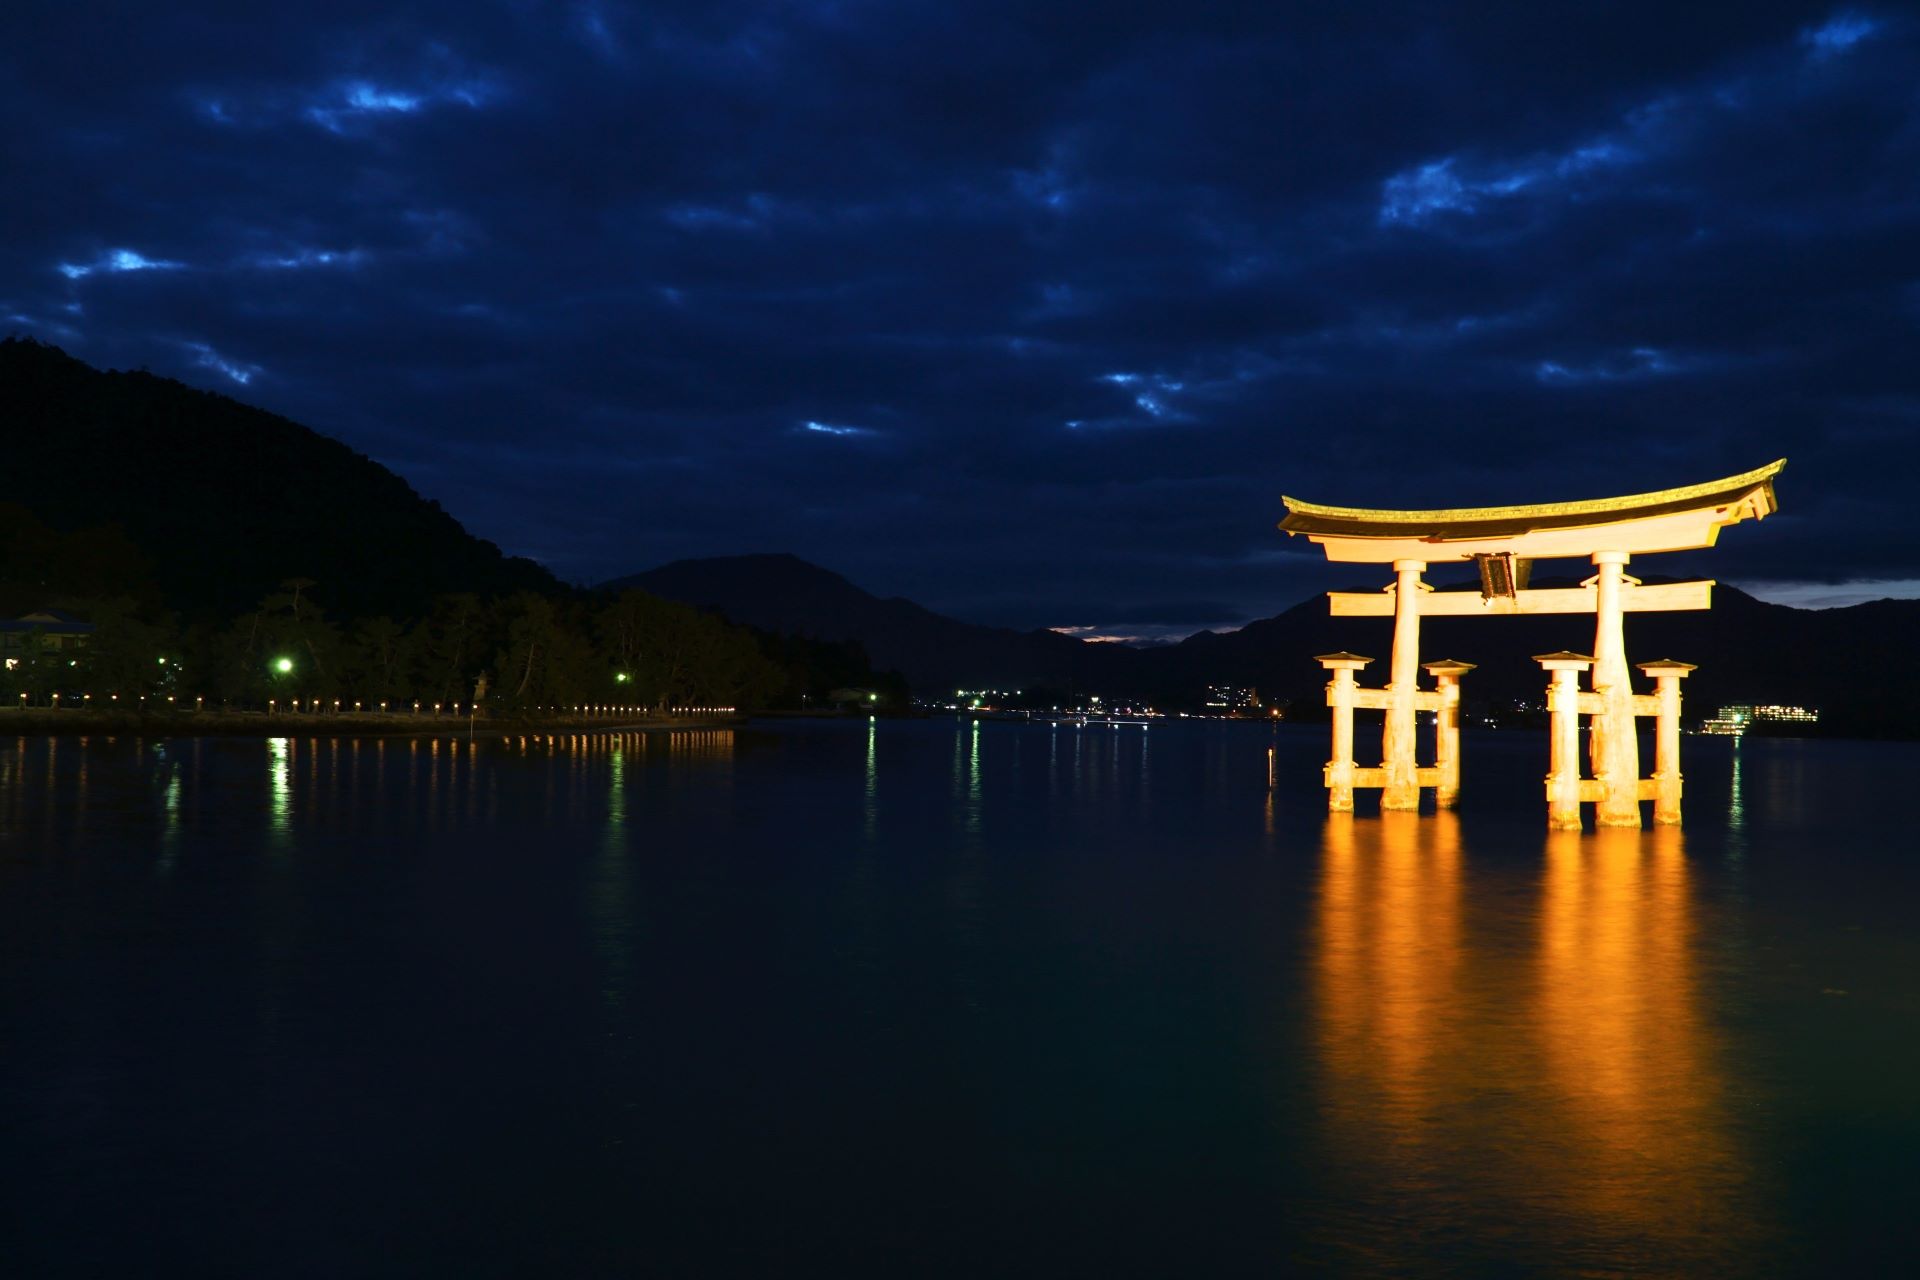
[0, 339, 558, 619]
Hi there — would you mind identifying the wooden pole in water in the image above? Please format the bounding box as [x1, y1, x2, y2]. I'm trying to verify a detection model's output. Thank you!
[1589, 551, 1642, 827]
[1424, 659, 1475, 809]
[1317, 653, 1371, 813]
[1638, 659, 1696, 826]
[1538, 652, 1592, 830]
[1382, 559, 1427, 811]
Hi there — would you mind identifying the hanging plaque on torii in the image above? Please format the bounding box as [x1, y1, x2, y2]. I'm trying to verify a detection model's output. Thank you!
[1278, 459, 1785, 828]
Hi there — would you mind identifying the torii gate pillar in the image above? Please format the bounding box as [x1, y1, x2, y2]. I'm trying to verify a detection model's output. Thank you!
[1382, 559, 1426, 811]
[1589, 551, 1641, 827]
[1424, 659, 1475, 809]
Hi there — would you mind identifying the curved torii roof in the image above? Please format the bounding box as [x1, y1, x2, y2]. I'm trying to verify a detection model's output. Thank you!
[1280, 459, 1784, 563]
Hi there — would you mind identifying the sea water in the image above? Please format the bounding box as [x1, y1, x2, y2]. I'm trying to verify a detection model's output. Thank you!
[2, 722, 1915, 1275]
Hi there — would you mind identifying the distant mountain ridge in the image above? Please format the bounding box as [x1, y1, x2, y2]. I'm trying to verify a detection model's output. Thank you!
[1189, 583, 1920, 737]
[603, 554, 1147, 694]
[614, 553, 1920, 737]
[0, 338, 559, 619]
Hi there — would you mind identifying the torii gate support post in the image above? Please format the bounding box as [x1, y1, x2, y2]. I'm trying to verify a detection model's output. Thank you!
[1589, 551, 1643, 827]
[1317, 653, 1372, 813]
[1638, 659, 1696, 826]
[1539, 652, 1592, 831]
[1382, 559, 1427, 811]
[1424, 659, 1475, 809]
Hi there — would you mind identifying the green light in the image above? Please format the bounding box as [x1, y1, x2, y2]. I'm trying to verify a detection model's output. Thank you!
[274, 657, 294, 674]
[615, 672, 630, 683]
[156, 656, 167, 665]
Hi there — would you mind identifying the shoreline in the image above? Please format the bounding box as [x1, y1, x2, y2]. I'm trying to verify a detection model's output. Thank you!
[0, 710, 745, 738]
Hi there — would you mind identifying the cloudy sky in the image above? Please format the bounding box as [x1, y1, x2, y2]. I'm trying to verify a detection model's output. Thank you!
[5, 2, 1918, 638]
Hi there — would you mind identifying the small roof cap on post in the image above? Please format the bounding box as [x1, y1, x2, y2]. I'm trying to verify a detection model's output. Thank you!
[1533, 650, 1595, 671]
[1636, 658, 1698, 676]
[1422, 658, 1477, 676]
[1315, 651, 1374, 670]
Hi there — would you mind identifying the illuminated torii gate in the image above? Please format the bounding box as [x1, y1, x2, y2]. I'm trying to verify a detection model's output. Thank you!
[1279, 460, 1784, 828]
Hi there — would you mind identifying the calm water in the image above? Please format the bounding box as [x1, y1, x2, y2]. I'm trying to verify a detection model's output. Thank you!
[2, 721, 1917, 1276]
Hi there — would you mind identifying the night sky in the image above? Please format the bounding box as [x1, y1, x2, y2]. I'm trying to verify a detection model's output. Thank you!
[6, 3, 1918, 639]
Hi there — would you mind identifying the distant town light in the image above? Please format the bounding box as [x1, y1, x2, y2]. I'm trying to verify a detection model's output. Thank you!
[1700, 703, 1819, 736]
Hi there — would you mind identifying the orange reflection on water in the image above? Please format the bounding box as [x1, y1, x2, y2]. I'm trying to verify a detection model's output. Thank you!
[1536, 826, 1740, 1237]
[1315, 810, 1463, 1140]
[1312, 816, 1755, 1269]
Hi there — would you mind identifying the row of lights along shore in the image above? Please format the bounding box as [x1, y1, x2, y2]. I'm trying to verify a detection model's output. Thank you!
[6, 655, 732, 716]
[13, 693, 734, 716]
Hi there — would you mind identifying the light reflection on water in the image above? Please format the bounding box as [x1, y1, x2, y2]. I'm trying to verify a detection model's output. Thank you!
[1729, 736, 1746, 843]
[1312, 811, 1759, 1271]
[267, 735, 291, 843]
[1537, 827, 1743, 1246]
[1315, 811, 1463, 1145]
[592, 736, 634, 1017]
[863, 716, 877, 840]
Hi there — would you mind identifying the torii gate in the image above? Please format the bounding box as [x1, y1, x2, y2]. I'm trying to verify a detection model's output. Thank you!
[1278, 460, 1784, 829]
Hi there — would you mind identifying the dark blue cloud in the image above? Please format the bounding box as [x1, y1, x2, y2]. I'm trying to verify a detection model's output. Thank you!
[5, 2, 1918, 632]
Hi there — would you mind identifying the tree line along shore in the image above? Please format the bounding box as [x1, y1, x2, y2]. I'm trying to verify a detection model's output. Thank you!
[2, 565, 908, 726]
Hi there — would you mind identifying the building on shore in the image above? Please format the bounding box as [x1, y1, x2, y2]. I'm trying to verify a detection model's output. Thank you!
[1, 609, 95, 666]
[1699, 704, 1820, 736]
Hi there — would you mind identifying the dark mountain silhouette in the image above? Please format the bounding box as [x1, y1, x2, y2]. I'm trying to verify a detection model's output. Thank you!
[613, 553, 1920, 736]
[1146, 580, 1920, 737]
[604, 553, 1146, 695]
[0, 338, 559, 619]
